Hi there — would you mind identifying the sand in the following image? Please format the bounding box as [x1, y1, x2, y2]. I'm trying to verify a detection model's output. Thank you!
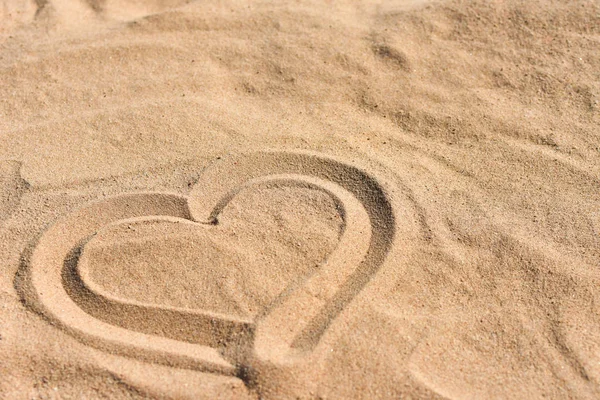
[1, 0, 599, 398]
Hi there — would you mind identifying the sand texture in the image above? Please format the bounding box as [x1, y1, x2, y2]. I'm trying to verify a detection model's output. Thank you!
[1, 0, 600, 399]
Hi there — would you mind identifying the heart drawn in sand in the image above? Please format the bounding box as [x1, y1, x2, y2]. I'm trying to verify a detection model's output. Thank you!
[22, 151, 396, 383]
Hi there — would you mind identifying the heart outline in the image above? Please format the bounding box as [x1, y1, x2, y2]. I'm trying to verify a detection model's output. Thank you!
[20, 150, 396, 379]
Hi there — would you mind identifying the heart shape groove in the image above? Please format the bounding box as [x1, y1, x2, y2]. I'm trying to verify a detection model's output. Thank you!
[22, 151, 396, 381]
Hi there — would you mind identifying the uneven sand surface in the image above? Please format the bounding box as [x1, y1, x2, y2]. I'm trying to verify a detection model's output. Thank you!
[1, 0, 599, 399]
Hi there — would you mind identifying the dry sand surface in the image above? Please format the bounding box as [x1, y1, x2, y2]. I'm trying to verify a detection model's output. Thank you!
[1, 0, 600, 398]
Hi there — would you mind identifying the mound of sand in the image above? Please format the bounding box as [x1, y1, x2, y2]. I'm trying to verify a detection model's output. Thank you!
[1, 0, 599, 399]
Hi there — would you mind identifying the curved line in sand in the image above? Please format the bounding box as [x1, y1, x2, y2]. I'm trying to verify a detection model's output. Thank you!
[22, 151, 396, 375]
[25, 193, 236, 374]
[189, 151, 396, 362]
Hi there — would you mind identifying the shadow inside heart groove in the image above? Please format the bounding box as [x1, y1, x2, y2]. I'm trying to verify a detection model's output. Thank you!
[78, 185, 343, 323]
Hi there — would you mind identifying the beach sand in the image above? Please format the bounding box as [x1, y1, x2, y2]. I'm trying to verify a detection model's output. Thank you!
[1, 0, 599, 398]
